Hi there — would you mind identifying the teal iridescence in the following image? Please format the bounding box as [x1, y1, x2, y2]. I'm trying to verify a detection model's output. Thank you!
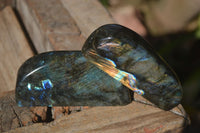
[82, 24, 182, 110]
[16, 51, 132, 106]
[16, 24, 182, 110]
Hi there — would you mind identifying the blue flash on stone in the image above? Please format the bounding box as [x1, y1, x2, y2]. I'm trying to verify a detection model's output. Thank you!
[27, 83, 31, 91]
[18, 101, 22, 107]
[34, 86, 42, 91]
[30, 96, 35, 101]
[42, 79, 53, 90]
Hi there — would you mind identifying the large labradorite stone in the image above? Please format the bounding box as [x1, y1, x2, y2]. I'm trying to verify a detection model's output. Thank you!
[16, 51, 132, 106]
[82, 24, 182, 110]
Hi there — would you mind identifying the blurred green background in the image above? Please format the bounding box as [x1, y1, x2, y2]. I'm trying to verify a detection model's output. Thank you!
[100, 0, 200, 132]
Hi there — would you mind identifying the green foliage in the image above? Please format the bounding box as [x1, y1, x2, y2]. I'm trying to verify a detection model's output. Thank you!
[99, 0, 110, 7]
[195, 15, 200, 39]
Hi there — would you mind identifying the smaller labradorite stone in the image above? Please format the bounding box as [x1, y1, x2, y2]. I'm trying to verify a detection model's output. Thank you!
[82, 24, 182, 110]
[16, 51, 132, 106]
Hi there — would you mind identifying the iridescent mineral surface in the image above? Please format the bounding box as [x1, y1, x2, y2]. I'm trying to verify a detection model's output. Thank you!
[82, 24, 182, 110]
[16, 24, 182, 110]
[16, 51, 132, 106]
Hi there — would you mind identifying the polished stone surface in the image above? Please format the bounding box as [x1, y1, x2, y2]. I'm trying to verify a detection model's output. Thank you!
[16, 51, 132, 106]
[16, 24, 182, 110]
[82, 24, 182, 110]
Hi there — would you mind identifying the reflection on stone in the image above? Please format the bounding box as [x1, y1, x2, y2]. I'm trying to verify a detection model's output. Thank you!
[86, 49, 144, 95]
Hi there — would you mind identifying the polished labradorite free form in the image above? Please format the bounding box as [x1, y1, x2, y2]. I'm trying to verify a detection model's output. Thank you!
[16, 52, 132, 106]
[16, 24, 182, 110]
[82, 24, 182, 110]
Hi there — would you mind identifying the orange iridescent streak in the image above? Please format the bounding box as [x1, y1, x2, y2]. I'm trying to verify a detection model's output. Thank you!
[87, 50, 144, 95]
